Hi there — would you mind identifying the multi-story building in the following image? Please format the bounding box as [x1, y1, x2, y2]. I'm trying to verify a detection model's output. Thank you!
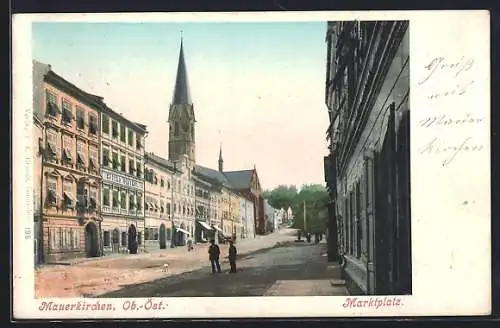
[33, 61, 51, 264]
[193, 175, 216, 242]
[35, 62, 104, 262]
[170, 155, 196, 246]
[240, 197, 255, 239]
[324, 20, 411, 295]
[144, 152, 180, 250]
[100, 103, 147, 255]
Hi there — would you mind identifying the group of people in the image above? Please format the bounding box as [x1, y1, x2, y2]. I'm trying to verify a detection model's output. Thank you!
[208, 239, 238, 274]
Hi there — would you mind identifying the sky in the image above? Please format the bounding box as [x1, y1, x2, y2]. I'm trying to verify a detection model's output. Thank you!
[32, 21, 329, 190]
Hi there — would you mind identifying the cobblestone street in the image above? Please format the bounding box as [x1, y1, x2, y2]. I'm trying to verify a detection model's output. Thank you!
[35, 229, 313, 298]
[98, 236, 347, 297]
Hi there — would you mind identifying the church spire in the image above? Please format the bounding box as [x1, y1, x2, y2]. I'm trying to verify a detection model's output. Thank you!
[172, 32, 192, 105]
[218, 146, 224, 172]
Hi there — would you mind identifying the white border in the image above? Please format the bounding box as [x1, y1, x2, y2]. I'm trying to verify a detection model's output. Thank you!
[12, 10, 491, 319]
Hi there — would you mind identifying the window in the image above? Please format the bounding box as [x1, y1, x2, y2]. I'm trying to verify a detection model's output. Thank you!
[102, 148, 110, 167]
[112, 120, 119, 139]
[121, 191, 127, 209]
[136, 194, 142, 210]
[102, 115, 109, 134]
[129, 159, 135, 175]
[112, 190, 119, 208]
[153, 229, 159, 240]
[129, 194, 135, 210]
[76, 107, 85, 129]
[63, 180, 74, 208]
[136, 136, 142, 150]
[45, 90, 59, 116]
[89, 114, 97, 135]
[121, 232, 127, 246]
[46, 130, 57, 158]
[160, 201, 164, 213]
[89, 146, 98, 170]
[161, 178, 165, 187]
[120, 125, 126, 143]
[62, 100, 73, 125]
[128, 129, 134, 147]
[46, 178, 57, 205]
[112, 229, 119, 244]
[120, 155, 126, 172]
[103, 188, 110, 206]
[166, 228, 171, 240]
[191, 123, 194, 139]
[112, 152, 119, 170]
[62, 136, 73, 163]
[167, 181, 171, 189]
[136, 161, 142, 178]
[103, 231, 110, 246]
[144, 228, 150, 240]
[76, 141, 86, 167]
[174, 122, 179, 136]
[49, 228, 80, 250]
[89, 189, 98, 209]
[137, 232, 142, 245]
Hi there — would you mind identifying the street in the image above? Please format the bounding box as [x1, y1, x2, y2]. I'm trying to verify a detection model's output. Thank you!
[35, 229, 346, 298]
[98, 241, 346, 298]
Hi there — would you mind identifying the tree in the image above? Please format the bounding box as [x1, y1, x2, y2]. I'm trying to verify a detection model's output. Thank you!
[264, 184, 328, 234]
[262, 185, 297, 210]
[291, 184, 328, 234]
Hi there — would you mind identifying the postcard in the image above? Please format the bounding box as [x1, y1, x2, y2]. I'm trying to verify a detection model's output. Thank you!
[12, 10, 490, 319]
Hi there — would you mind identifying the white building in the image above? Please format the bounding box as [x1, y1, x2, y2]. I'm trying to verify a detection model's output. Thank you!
[240, 197, 255, 239]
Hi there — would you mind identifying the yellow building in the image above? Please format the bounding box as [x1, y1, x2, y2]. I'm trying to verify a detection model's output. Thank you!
[144, 152, 180, 249]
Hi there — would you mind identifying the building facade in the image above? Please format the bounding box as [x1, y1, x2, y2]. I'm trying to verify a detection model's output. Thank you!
[37, 65, 104, 262]
[240, 197, 255, 239]
[33, 112, 44, 264]
[100, 104, 147, 255]
[144, 152, 180, 250]
[324, 20, 411, 295]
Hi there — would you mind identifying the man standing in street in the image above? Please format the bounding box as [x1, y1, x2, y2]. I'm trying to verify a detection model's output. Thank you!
[208, 239, 222, 274]
[228, 240, 238, 273]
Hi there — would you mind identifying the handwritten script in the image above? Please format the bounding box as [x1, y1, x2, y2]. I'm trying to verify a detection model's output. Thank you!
[420, 136, 484, 167]
[418, 56, 475, 100]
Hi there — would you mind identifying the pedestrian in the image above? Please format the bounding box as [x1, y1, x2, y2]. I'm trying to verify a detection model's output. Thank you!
[306, 232, 311, 243]
[187, 238, 194, 252]
[228, 240, 238, 273]
[208, 239, 222, 274]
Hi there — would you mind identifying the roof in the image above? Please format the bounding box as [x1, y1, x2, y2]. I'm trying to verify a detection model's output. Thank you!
[223, 170, 254, 190]
[145, 152, 181, 173]
[172, 39, 192, 105]
[194, 165, 231, 188]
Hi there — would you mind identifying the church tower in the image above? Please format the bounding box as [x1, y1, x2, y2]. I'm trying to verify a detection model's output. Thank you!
[168, 35, 196, 164]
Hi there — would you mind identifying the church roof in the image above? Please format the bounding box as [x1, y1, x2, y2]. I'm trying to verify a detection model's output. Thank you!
[194, 165, 232, 188]
[172, 39, 192, 105]
[223, 170, 254, 190]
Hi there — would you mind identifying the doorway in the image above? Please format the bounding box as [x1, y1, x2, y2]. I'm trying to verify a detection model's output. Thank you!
[85, 222, 99, 257]
[159, 224, 166, 249]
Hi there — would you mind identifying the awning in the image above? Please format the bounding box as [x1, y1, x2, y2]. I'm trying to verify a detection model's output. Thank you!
[197, 220, 213, 231]
[176, 228, 191, 236]
[213, 226, 224, 234]
[63, 191, 74, 201]
[77, 151, 86, 164]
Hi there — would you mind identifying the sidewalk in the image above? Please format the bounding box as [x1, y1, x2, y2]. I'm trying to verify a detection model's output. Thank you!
[35, 228, 297, 298]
